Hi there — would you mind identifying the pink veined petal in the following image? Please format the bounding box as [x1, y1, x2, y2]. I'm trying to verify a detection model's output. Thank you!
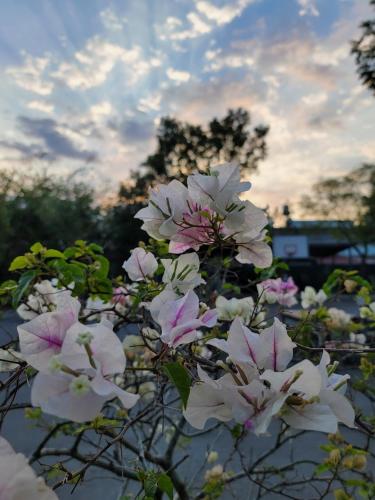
[209, 317, 262, 367]
[17, 307, 79, 372]
[229, 319, 262, 366]
[162, 319, 202, 347]
[169, 240, 198, 254]
[259, 318, 295, 371]
[160, 290, 200, 331]
[200, 308, 217, 327]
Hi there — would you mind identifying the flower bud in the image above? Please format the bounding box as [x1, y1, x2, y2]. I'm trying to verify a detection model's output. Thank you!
[48, 355, 63, 374]
[352, 455, 367, 470]
[342, 456, 354, 469]
[344, 279, 357, 293]
[334, 489, 352, 500]
[327, 449, 341, 466]
[204, 465, 223, 482]
[207, 451, 219, 463]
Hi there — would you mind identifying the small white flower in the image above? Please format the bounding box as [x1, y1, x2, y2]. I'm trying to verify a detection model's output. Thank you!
[69, 375, 91, 396]
[76, 331, 94, 346]
[48, 355, 63, 374]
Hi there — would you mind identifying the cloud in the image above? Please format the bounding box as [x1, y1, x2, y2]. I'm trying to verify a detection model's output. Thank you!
[205, 33, 343, 90]
[6, 53, 54, 95]
[100, 7, 127, 31]
[138, 93, 162, 112]
[159, 12, 211, 40]
[158, 0, 256, 41]
[18, 116, 98, 162]
[89, 101, 113, 121]
[108, 115, 155, 144]
[27, 100, 54, 114]
[166, 68, 191, 82]
[297, 0, 319, 17]
[196, 0, 256, 26]
[152, 1, 373, 216]
[52, 36, 161, 90]
[0, 139, 55, 161]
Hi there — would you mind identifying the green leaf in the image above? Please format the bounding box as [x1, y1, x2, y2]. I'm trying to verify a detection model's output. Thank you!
[164, 361, 191, 408]
[88, 242, 103, 253]
[44, 249, 66, 259]
[25, 407, 42, 419]
[315, 463, 331, 474]
[12, 270, 38, 307]
[93, 255, 110, 278]
[30, 242, 44, 254]
[157, 473, 173, 500]
[0, 280, 17, 295]
[9, 256, 29, 271]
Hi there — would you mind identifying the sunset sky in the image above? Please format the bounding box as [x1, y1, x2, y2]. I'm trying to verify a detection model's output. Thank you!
[0, 0, 374, 216]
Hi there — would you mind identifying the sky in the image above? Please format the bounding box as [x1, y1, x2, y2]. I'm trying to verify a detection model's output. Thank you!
[0, 0, 374, 217]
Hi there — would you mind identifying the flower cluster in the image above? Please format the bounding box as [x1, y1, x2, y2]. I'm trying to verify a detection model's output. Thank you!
[17, 294, 139, 422]
[135, 163, 272, 268]
[1, 162, 365, 500]
[184, 317, 355, 434]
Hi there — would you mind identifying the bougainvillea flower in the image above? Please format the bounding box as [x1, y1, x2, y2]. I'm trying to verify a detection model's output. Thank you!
[158, 290, 217, 347]
[135, 179, 190, 240]
[208, 317, 295, 372]
[17, 280, 75, 320]
[168, 204, 220, 254]
[183, 365, 234, 429]
[31, 320, 139, 422]
[0, 436, 57, 500]
[301, 286, 327, 309]
[17, 296, 80, 372]
[161, 252, 205, 293]
[215, 295, 258, 324]
[258, 277, 298, 307]
[184, 365, 285, 435]
[262, 354, 355, 433]
[122, 247, 158, 281]
[187, 163, 251, 216]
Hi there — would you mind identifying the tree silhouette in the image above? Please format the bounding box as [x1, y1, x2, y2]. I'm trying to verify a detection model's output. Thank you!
[352, 0, 375, 94]
[120, 108, 268, 200]
[301, 164, 375, 260]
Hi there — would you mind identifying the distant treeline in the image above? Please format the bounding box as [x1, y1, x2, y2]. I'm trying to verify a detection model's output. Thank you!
[0, 108, 269, 279]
